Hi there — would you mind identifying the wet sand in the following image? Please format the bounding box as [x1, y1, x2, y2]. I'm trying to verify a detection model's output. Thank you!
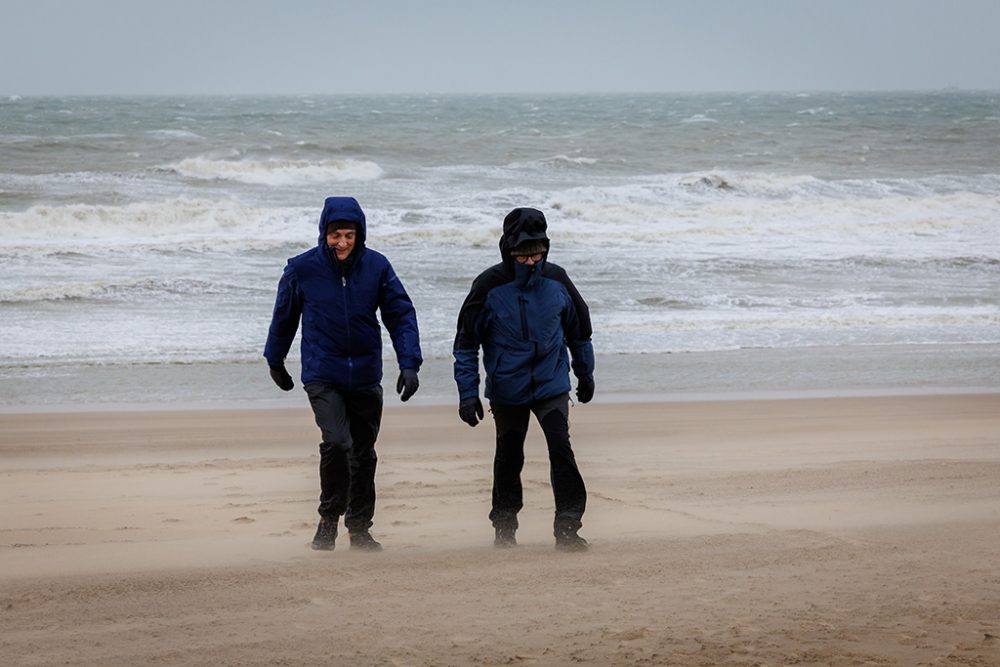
[2, 394, 999, 666]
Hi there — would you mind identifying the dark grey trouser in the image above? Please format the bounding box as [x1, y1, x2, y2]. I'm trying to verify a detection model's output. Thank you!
[488, 393, 587, 535]
[304, 383, 383, 532]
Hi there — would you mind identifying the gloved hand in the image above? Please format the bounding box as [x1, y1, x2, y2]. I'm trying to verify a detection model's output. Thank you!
[396, 368, 419, 402]
[576, 376, 595, 404]
[269, 364, 294, 391]
[459, 397, 484, 427]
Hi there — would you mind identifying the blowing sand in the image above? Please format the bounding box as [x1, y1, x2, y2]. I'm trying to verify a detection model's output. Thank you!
[2, 394, 999, 666]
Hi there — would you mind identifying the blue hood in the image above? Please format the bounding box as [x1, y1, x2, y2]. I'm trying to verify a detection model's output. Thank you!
[318, 196, 367, 249]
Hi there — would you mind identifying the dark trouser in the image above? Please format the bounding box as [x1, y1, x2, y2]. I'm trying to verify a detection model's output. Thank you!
[304, 383, 383, 533]
[489, 393, 587, 535]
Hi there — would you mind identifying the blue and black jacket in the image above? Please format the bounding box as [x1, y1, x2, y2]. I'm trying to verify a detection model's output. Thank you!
[453, 208, 595, 406]
[264, 197, 422, 390]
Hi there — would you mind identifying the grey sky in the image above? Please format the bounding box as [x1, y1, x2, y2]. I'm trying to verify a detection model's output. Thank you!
[2, 0, 998, 95]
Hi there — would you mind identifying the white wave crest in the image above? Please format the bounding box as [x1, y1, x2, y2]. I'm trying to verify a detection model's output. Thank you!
[0, 277, 257, 304]
[147, 129, 204, 140]
[681, 114, 718, 123]
[543, 174, 1000, 260]
[0, 281, 117, 303]
[537, 155, 599, 166]
[165, 157, 384, 185]
[0, 199, 311, 248]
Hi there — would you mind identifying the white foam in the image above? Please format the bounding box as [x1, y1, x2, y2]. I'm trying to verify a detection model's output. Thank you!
[0, 280, 120, 303]
[542, 173, 1000, 260]
[0, 277, 258, 304]
[513, 155, 600, 168]
[0, 199, 311, 248]
[681, 114, 718, 123]
[146, 129, 204, 140]
[164, 157, 384, 185]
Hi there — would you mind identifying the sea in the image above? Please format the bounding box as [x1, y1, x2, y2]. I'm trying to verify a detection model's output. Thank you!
[1, 92, 998, 409]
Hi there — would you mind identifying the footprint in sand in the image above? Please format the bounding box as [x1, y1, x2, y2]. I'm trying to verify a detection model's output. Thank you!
[232, 516, 255, 524]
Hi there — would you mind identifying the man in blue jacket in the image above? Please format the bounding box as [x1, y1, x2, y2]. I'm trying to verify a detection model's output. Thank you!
[454, 207, 595, 551]
[265, 196, 422, 552]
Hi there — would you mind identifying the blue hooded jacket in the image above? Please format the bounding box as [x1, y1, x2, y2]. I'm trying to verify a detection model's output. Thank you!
[264, 197, 422, 390]
[453, 208, 595, 406]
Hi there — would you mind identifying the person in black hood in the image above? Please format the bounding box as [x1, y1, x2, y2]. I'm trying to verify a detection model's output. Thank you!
[454, 207, 595, 551]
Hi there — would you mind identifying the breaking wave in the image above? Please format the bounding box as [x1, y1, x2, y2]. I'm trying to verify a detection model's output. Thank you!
[0, 198, 310, 249]
[162, 157, 384, 185]
[0, 277, 265, 304]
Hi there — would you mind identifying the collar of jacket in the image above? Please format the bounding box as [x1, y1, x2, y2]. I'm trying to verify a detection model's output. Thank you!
[324, 245, 363, 276]
[512, 258, 544, 289]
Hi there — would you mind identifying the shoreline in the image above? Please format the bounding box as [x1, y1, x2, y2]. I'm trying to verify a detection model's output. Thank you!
[2, 342, 998, 413]
[1, 384, 998, 415]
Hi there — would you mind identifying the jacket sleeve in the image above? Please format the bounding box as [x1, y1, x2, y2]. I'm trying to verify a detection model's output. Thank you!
[378, 261, 423, 371]
[453, 276, 488, 401]
[263, 262, 302, 367]
[558, 274, 595, 382]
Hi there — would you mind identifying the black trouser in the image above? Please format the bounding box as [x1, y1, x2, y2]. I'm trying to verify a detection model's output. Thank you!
[304, 383, 383, 532]
[489, 393, 587, 535]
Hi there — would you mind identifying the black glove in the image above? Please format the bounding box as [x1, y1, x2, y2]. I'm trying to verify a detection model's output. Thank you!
[269, 364, 294, 391]
[576, 376, 595, 404]
[459, 397, 484, 427]
[396, 368, 419, 402]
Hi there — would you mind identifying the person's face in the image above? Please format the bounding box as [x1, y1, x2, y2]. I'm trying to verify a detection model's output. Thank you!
[514, 252, 543, 265]
[326, 227, 357, 261]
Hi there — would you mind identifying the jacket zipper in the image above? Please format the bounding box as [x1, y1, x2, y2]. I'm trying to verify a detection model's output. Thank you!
[518, 295, 534, 398]
[341, 269, 352, 388]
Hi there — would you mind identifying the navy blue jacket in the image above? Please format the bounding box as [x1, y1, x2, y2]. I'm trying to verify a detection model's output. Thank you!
[264, 197, 422, 390]
[454, 208, 595, 406]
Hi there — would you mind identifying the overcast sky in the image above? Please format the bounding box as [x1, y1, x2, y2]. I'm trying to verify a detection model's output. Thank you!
[2, 0, 999, 95]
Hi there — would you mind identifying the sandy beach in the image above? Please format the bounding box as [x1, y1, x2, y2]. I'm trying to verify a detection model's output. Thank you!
[2, 393, 999, 666]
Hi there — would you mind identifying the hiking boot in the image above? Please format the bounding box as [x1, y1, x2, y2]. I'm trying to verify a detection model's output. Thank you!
[555, 529, 589, 552]
[311, 516, 338, 551]
[494, 526, 517, 548]
[349, 530, 383, 552]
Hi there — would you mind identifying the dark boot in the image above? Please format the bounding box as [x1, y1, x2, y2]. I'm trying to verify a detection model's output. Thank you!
[312, 516, 338, 551]
[555, 527, 589, 552]
[349, 530, 383, 552]
[494, 526, 517, 548]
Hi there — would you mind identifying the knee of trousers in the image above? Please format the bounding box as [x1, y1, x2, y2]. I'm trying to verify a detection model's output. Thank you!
[319, 439, 352, 456]
[494, 449, 525, 467]
[539, 415, 575, 458]
[352, 446, 378, 465]
[496, 429, 528, 450]
[538, 407, 569, 434]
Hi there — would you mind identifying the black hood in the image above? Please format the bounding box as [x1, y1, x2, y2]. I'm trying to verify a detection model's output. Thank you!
[499, 207, 550, 263]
